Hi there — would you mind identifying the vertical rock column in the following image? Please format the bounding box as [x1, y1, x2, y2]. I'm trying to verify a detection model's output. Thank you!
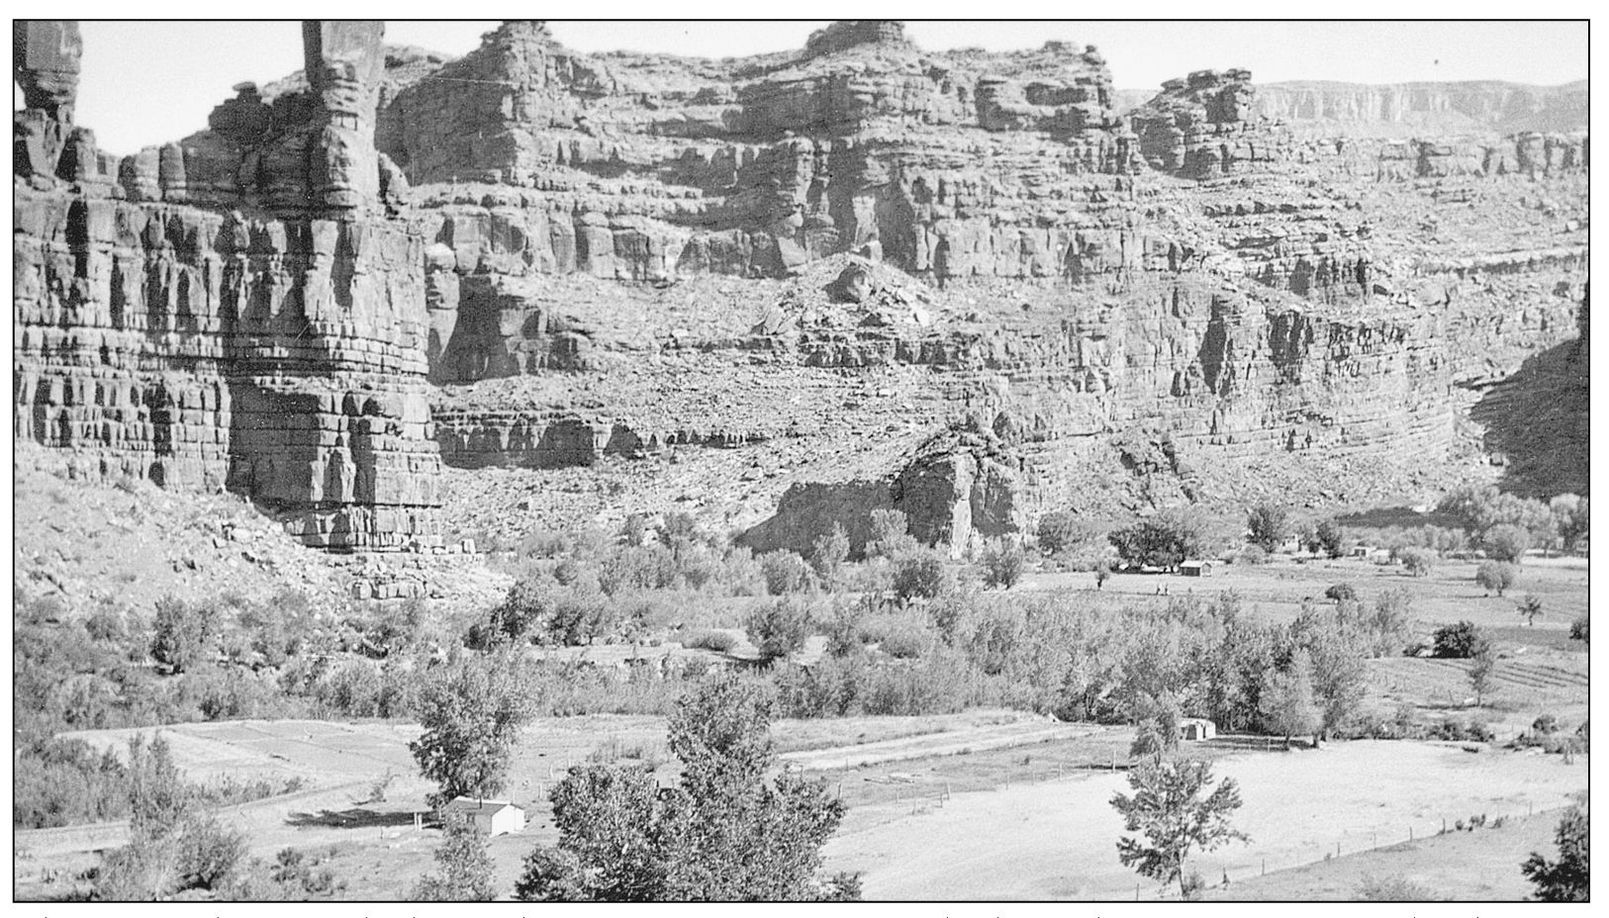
[225, 20, 444, 551]
[14, 20, 103, 183]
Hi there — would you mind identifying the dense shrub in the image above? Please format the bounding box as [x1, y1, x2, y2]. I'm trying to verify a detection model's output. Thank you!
[14, 737, 129, 828]
[876, 618, 931, 659]
[1475, 560, 1518, 596]
[892, 550, 953, 603]
[1323, 583, 1357, 602]
[1569, 615, 1588, 644]
[1432, 621, 1491, 659]
[1398, 546, 1436, 577]
[980, 540, 1027, 589]
[1358, 874, 1435, 901]
[1037, 511, 1092, 555]
[681, 630, 737, 653]
[1426, 718, 1494, 742]
[760, 551, 816, 596]
[1108, 508, 1207, 569]
[863, 509, 914, 560]
[745, 598, 813, 662]
[149, 597, 218, 674]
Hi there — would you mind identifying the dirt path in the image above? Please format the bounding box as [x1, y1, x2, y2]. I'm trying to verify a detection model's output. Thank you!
[820, 741, 1587, 900]
[780, 720, 1098, 771]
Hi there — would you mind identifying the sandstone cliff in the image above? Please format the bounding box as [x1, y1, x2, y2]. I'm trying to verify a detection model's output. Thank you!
[13, 21, 1588, 558]
[14, 20, 444, 550]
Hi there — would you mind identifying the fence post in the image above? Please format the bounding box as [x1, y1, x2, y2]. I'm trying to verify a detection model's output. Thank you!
[1261, 857, 1266, 876]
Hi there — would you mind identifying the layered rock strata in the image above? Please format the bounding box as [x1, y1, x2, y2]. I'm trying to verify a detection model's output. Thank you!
[15, 20, 1588, 557]
[14, 20, 443, 550]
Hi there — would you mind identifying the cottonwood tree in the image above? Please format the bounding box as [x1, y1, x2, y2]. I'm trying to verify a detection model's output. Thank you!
[1484, 524, 1531, 564]
[516, 674, 852, 901]
[1475, 561, 1518, 596]
[1314, 519, 1346, 559]
[1108, 508, 1207, 570]
[1289, 606, 1368, 741]
[412, 814, 497, 901]
[410, 649, 536, 808]
[1398, 546, 1436, 577]
[1468, 644, 1497, 707]
[1551, 495, 1589, 554]
[1110, 758, 1249, 898]
[1259, 649, 1321, 748]
[1246, 502, 1290, 553]
[809, 523, 850, 586]
[1521, 805, 1588, 901]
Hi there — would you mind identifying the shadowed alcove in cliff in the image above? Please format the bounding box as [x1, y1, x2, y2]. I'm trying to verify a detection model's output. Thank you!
[1468, 336, 1589, 498]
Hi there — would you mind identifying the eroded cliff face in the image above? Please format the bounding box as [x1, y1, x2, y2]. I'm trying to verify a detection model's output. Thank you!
[1253, 79, 1588, 137]
[375, 25, 1581, 555]
[14, 20, 443, 550]
[13, 20, 1588, 557]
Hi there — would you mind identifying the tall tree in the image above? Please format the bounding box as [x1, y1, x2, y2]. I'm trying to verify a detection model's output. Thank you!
[1468, 644, 1497, 707]
[1110, 758, 1249, 897]
[1289, 606, 1368, 741]
[1259, 649, 1321, 748]
[410, 649, 536, 808]
[1246, 502, 1290, 553]
[516, 673, 852, 901]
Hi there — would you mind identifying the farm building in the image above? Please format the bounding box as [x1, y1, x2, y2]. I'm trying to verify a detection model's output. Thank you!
[441, 797, 526, 837]
[1178, 718, 1216, 741]
[1180, 560, 1212, 577]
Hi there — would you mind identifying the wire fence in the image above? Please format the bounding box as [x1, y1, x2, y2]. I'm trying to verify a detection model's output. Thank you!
[1145, 801, 1561, 901]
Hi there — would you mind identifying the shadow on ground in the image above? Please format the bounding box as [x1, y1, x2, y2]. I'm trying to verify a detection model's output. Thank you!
[285, 808, 417, 829]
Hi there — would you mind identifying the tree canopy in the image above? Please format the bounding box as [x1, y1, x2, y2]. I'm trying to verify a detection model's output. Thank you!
[516, 674, 852, 901]
[1110, 757, 1248, 897]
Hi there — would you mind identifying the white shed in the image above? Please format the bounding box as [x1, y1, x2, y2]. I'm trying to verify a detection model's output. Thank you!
[441, 797, 526, 837]
[1178, 718, 1217, 742]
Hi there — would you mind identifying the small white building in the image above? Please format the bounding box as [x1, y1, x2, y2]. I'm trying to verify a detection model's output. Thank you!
[441, 797, 526, 837]
[1179, 718, 1217, 742]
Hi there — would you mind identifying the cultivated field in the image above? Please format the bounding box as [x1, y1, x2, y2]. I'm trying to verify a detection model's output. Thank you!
[18, 549, 1588, 901]
[820, 741, 1588, 900]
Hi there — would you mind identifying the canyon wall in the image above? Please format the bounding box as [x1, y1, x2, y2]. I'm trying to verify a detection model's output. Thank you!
[14, 20, 444, 550]
[14, 20, 1588, 556]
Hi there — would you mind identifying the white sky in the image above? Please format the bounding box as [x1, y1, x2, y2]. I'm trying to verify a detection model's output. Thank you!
[22, 19, 1591, 158]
